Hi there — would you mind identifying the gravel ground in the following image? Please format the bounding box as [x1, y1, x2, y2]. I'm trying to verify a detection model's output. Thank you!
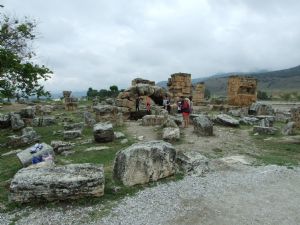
[1, 164, 299, 225]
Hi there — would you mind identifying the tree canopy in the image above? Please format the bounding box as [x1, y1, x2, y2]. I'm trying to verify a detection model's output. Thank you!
[0, 12, 52, 100]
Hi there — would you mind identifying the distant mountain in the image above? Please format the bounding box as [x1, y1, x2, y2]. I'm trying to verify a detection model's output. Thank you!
[157, 65, 300, 95]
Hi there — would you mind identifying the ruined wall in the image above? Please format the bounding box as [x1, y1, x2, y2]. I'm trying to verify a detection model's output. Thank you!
[131, 78, 155, 86]
[167, 73, 192, 101]
[192, 83, 205, 106]
[63, 91, 78, 111]
[227, 76, 257, 107]
[291, 107, 300, 128]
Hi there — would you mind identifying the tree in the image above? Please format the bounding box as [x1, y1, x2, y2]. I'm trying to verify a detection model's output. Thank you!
[0, 13, 52, 100]
[86, 87, 98, 100]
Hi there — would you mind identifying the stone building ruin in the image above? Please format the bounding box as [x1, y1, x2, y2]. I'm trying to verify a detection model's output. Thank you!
[192, 82, 205, 106]
[227, 76, 257, 106]
[63, 91, 78, 111]
[167, 73, 192, 101]
[291, 107, 300, 128]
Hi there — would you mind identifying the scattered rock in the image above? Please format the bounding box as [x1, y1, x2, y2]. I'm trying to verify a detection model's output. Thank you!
[162, 127, 180, 141]
[162, 117, 178, 128]
[249, 102, 274, 116]
[51, 141, 72, 154]
[8, 127, 40, 148]
[137, 136, 144, 141]
[84, 146, 110, 152]
[220, 155, 251, 165]
[63, 130, 82, 140]
[64, 122, 84, 131]
[176, 151, 209, 176]
[0, 113, 11, 129]
[10, 113, 25, 130]
[1, 149, 22, 157]
[253, 126, 278, 135]
[16, 142, 54, 167]
[282, 122, 296, 135]
[192, 115, 214, 136]
[239, 116, 259, 125]
[32, 116, 56, 127]
[61, 150, 75, 156]
[93, 122, 114, 143]
[20, 106, 35, 118]
[113, 140, 176, 186]
[142, 115, 167, 126]
[83, 111, 96, 127]
[114, 132, 126, 139]
[9, 163, 105, 203]
[120, 139, 128, 144]
[215, 114, 239, 127]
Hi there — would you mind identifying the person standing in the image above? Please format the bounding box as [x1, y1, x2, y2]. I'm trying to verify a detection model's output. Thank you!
[135, 96, 140, 112]
[166, 97, 171, 114]
[181, 98, 190, 128]
[146, 96, 151, 114]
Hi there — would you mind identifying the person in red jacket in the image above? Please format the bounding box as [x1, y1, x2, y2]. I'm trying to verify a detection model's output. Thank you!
[181, 98, 190, 128]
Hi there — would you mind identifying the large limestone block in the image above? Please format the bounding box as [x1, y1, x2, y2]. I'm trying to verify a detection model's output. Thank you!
[63, 130, 82, 140]
[193, 115, 214, 136]
[215, 114, 239, 127]
[113, 141, 176, 186]
[93, 122, 114, 143]
[249, 102, 274, 116]
[10, 163, 104, 203]
[142, 115, 166, 126]
[162, 127, 180, 141]
[0, 113, 11, 128]
[17, 142, 54, 167]
[11, 113, 25, 130]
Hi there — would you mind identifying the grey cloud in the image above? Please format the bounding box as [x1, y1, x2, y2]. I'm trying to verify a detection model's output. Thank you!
[2, 0, 300, 92]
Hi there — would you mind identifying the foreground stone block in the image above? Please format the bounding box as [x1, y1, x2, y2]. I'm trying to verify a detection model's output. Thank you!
[32, 116, 56, 127]
[11, 113, 25, 130]
[142, 115, 167, 126]
[93, 122, 114, 143]
[0, 113, 11, 129]
[176, 151, 209, 176]
[8, 127, 40, 148]
[162, 127, 180, 141]
[51, 141, 72, 154]
[63, 130, 82, 140]
[215, 114, 239, 127]
[193, 115, 213, 136]
[16, 142, 54, 167]
[10, 163, 104, 203]
[253, 126, 278, 135]
[114, 141, 176, 186]
[249, 102, 274, 116]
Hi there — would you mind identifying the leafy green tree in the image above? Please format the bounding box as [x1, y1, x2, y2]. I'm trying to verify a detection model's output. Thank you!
[86, 87, 98, 99]
[280, 92, 291, 101]
[0, 13, 52, 100]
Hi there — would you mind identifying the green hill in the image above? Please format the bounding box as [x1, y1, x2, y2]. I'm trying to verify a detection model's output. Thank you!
[203, 65, 300, 96]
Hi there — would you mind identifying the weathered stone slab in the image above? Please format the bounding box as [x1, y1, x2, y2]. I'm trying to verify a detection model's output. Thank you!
[63, 130, 82, 140]
[253, 126, 278, 135]
[64, 122, 84, 131]
[249, 102, 274, 116]
[113, 141, 176, 186]
[215, 114, 239, 127]
[176, 151, 209, 176]
[282, 122, 296, 136]
[11, 113, 25, 130]
[83, 111, 96, 127]
[20, 106, 35, 118]
[239, 116, 259, 125]
[93, 123, 114, 143]
[0, 113, 11, 129]
[142, 115, 166, 126]
[16, 142, 54, 167]
[8, 127, 40, 148]
[193, 115, 213, 136]
[162, 127, 180, 141]
[32, 116, 56, 127]
[10, 163, 104, 203]
[51, 141, 72, 154]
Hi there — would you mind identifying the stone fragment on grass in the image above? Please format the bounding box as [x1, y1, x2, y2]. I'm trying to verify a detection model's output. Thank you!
[10, 163, 104, 203]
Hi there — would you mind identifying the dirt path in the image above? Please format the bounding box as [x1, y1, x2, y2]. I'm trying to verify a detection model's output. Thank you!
[125, 120, 259, 159]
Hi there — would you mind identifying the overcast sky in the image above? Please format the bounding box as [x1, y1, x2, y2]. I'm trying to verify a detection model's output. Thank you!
[2, 0, 300, 92]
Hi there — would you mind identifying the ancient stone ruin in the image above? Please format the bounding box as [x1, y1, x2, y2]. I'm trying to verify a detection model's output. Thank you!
[63, 91, 78, 111]
[291, 107, 300, 128]
[192, 82, 205, 106]
[131, 78, 155, 86]
[227, 76, 257, 106]
[167, 73, 192, 101]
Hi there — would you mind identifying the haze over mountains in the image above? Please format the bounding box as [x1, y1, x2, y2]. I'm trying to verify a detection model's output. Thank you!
[157, 65, 300, 96]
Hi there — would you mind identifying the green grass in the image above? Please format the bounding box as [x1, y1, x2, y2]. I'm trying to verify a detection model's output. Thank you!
[250, 131, 300, 166]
